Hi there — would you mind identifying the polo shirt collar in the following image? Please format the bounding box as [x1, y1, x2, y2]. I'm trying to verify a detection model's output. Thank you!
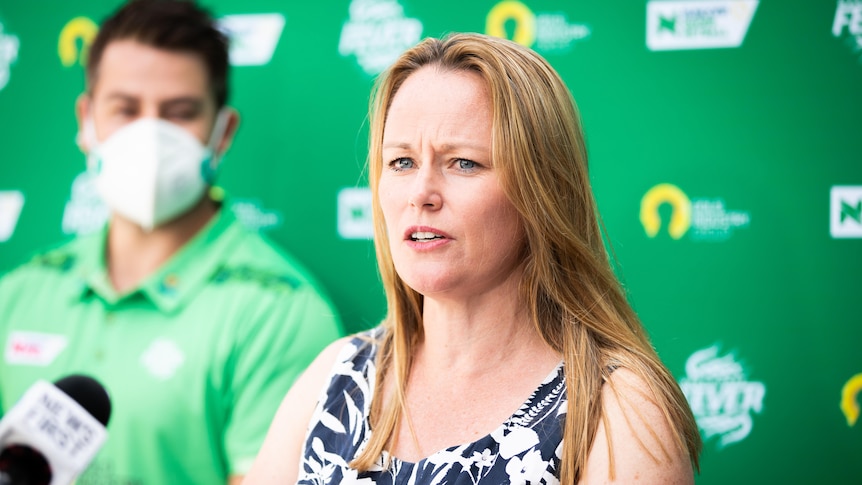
[79, 208, 242, 314]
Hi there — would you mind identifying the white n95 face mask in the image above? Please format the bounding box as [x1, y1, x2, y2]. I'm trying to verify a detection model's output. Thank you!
[85, 111, 229, 231]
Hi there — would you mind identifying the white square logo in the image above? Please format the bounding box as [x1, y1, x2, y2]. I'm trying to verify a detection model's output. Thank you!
[830, 186, 862, 238]
[337, 187, 373, 240]
[646, 0, 759, 51]
[0, 190, 24, 242]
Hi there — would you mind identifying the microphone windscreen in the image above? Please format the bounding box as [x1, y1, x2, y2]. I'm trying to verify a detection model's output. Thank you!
[53, 375, 112, 427]
[0, 444, 52, 485]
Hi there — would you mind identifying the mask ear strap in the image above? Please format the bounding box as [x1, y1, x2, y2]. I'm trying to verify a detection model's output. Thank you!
[203, 108, 230, 183]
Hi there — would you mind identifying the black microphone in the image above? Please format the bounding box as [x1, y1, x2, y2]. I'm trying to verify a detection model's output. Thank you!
[0, 375, 111, 485]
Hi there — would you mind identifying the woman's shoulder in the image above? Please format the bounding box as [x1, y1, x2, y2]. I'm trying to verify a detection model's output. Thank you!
[331, 325, 385, 371]
[581, 366, 694, 484]
[297, 327, 384, 388]
[301, 326, 387, 411]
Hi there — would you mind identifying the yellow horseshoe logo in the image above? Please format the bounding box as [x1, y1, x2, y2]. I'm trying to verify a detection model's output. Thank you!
[640, 183, 692, 239]
[486, 1, 536, 47]
[841, 373, 862, 426]
[59, 17, 98, 67]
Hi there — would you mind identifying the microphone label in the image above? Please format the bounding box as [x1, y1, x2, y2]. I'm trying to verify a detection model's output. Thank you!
[0, 380, 107, 478]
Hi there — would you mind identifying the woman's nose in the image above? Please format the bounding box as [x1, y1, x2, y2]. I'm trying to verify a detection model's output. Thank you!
[408, 166, 442, 210]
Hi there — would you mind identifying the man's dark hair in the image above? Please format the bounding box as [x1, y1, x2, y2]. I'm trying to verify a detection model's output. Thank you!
[86, 0, 230, 107]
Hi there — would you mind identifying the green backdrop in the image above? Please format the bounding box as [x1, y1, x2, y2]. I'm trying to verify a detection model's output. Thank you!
[1, 1, 860, 483]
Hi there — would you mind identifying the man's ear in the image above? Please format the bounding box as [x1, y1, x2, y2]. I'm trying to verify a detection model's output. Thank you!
[75, 93, 91, 153]
[216, 107, 240, 156]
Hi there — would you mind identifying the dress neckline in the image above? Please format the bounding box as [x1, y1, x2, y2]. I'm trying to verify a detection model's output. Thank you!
[378, 360, 566, 467]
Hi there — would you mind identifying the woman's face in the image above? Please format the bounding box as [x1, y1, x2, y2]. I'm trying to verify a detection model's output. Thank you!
[378, 67, 525, 301]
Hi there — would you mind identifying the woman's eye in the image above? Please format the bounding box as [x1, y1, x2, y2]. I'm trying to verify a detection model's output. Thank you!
[457, 159, 477, 170]
[390, 158, 414, 171]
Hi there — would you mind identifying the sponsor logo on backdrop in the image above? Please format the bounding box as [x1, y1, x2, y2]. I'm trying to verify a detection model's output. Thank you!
[680, 344, 766, 448]
[59, 14, 284, 68]
[841, 373, 862, 426]
[830, 185, 862, 238]
[230, 198, 283, 232]
[62, 172, 108, 236]
[833, 0, 862, 62]
[646, 0, 758, 51]
[59, 17, 98, 67]
[62, 171, 282, 235]
[641, 183, 750, 241]
[338, 187, 373, 240]
[0, 17, 19, 91]
[339, 0, 422, 76]
[217, 14, 285, 66]
[0, 190, 24, 243]
[486, 1, 591, 54]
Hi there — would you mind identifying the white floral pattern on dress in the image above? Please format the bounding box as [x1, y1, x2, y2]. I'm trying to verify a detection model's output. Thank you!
[298, 328, 567, 484]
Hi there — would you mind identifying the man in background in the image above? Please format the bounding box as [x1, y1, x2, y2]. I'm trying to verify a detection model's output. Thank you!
[0, 0, 342, 483]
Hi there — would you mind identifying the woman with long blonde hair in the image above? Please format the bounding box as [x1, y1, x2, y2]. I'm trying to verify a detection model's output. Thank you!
[246, 33, 701, 484]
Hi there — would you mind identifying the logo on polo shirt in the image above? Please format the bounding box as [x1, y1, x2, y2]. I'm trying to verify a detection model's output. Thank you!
[646, 0, 758, 51]
[140, 338, 185, 380]
[338, 0, 423, 76]
[5, 331, 68, 366]
[679, 344, 765, 449]
[830, 186, 862, 238]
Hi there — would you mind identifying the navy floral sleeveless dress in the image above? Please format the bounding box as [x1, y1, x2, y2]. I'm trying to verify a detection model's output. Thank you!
[297, 328, 566, 484]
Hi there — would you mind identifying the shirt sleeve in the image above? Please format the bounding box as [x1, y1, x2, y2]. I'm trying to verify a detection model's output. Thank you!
[223, 284, 343, 475]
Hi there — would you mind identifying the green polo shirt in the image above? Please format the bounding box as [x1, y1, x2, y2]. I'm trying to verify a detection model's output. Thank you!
[0, 209, 342, 484]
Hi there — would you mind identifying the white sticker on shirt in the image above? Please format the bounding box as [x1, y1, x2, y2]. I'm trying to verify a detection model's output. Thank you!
[140, 338, 185, 380]
[5, 331, 68, 366]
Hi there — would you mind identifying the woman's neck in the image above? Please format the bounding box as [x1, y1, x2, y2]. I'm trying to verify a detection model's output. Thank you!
[415, 276, 559, 378]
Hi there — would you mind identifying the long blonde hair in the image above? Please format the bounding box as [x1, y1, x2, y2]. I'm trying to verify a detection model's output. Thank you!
[356, 33, 701, 483]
